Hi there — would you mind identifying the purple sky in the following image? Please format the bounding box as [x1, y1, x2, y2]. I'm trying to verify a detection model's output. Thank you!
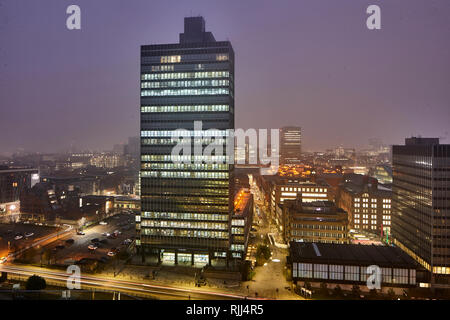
[1, 0, 449, 154]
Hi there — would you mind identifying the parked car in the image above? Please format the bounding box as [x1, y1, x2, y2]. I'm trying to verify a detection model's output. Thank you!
[107, 251, 116, 257]
[76, 230, 85, 235]
[0, 257, 7, 264]
[55, 245, 65, 250]
[65, 239, 75, 244]
[91, 238, 100, 243]
[25, 232, 34, 238]
[14, 234, 23, 240]
[122, 239, 132, 245]
[88, 245, 98, 251]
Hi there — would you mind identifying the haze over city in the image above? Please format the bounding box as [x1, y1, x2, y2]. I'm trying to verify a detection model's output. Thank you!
[1, 0, 450, 308]
[1, 0, 449, 155]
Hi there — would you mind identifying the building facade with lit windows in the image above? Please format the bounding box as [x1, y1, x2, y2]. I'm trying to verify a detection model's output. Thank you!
[370, 164, 393, 186]
[266, 176, 331, 226]
[230, 189, 254, 260]
[336, 177, 392, 238]
[392, 137, 450, 287]
[282, 198, 349, 244]
[138, 17, 235, 266]
[0, 167, 39, 204]
[0, 166, 39, 215]
[280, 126, 302, 165]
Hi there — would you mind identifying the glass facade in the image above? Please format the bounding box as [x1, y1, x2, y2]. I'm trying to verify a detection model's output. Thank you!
[392, 138, 450, 285]
[137, 17, 235, 264]
[292, 262, 416, 285]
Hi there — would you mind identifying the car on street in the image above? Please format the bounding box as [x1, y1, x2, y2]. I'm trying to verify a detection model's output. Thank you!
[25, 232, 34, 238]
[122, 239, 132, 245]
[99, 221, 107, 225]
[0, 257, 7, 264]
[91, 238, 100, 243]
[107, 251, 116, 257]
[102, 232, 111, 237]
[14, 234, 23, 240]
[76, 230, 85, 235]
[88, 245, 98, 251]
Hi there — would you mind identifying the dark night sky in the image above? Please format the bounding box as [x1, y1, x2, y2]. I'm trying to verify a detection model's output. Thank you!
[0, 0, 449, 154]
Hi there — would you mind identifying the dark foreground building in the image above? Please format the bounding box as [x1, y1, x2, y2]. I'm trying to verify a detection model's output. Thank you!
[0, 166, 38, 204]
[138, 17, 235, 266]
[392, 137, 450, 288]
[288, 242, 424, 293]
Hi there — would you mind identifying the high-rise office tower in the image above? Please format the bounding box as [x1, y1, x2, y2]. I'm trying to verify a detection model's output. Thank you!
[392, 137, 450, 287]
[138, 17, 235, 266]
[280, 126, 302, 165]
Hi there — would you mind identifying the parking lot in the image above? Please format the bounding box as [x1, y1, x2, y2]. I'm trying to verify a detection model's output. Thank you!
[0, 223, 58, 258]
[41, 213, 136, 264]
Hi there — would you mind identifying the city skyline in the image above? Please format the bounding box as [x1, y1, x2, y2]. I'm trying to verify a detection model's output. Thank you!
[1, 2, 450, 303]
[1, 0, 449, 155]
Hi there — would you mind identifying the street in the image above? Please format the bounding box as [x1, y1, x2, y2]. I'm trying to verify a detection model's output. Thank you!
[242, 181, 302, 300]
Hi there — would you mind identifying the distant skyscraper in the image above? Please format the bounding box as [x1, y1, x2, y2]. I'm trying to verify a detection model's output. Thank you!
[125, 136, 140, 158]
[138, 17, 235, 266]
[280, 126, 302, 165]
[392, 137, 450, 287]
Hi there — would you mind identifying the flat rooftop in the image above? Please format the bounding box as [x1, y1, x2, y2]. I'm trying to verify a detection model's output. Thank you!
[285, 200, 346, 215]
[289, 242, 419, 269]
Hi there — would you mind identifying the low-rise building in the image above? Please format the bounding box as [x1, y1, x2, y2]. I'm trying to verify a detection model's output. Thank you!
[259, 175, 331, 227]
[336, 174, 392, 237]
[0, 166, 39, 206]
[288, 242, 425, 293]
[370, 164, 393, 186]
[113, 196, 140, 212]
[283, 197, 349, 244]
[230, 189, 254, 260]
